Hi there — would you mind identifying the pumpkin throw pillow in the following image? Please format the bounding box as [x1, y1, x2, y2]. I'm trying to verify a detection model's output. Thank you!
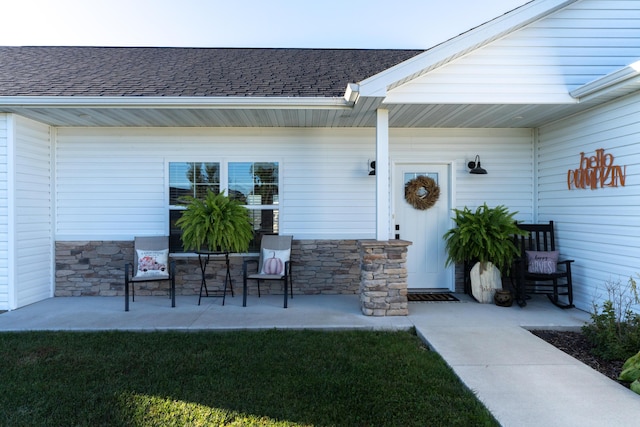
[526, 250, 559, 274]
[136, 249, 169, 278]
[260, 248, 291, 276]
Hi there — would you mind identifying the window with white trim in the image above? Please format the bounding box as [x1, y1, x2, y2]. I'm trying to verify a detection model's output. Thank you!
[169, 161, 279, 253]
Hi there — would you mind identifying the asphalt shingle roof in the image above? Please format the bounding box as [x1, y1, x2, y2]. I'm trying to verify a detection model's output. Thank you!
[0, 47, 424, 97]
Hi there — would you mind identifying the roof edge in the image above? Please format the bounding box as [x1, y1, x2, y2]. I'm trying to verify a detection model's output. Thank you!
[0, 96, 353, 110]
[570, 61, 640, 100]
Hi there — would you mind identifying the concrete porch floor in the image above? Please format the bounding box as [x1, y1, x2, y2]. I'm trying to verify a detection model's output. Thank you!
[0, 293, 638, 426]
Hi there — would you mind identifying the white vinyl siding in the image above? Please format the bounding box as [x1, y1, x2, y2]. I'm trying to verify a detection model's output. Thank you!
[0, 114, 8, 309]
[391, 128, 534, 221]
[282, 130, 376, 238]
[55, 127, 533, 240]
[55, 128, 377, 240]
[386, 0, 640, 104]
[56, 145, 166, 239]
[537, 90, 640, 312]
[13, 116, 53, 308]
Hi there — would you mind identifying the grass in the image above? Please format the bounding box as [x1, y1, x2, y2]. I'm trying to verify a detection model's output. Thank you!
[0, 329, 498, 426]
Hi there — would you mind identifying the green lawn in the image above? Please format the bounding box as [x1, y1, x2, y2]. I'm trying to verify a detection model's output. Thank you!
[0, 329, 497, 426]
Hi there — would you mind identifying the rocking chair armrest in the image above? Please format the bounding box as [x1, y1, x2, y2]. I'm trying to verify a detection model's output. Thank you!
[557, 259, 573, 274]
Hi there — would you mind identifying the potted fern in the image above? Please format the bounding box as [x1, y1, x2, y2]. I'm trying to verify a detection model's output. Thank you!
[443, 203, 525, 303]
[176, 189, 253, 253]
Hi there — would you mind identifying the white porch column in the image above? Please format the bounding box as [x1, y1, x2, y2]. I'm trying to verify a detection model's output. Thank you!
[375, 108, 391, 240]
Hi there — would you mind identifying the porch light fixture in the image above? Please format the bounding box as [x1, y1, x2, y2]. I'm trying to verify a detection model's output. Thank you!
[468, 155, 487, 174]
[368, 160, 376, 176]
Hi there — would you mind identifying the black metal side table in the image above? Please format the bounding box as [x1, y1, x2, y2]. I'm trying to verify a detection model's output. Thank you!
[196, 252, 234, 305]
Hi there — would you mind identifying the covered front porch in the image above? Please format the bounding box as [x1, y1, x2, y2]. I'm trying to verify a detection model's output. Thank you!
[0, 292, 588, 332]
[0, 294, 413, 331]
[3, 1, 640, 315]
[0, 290, 590, 333]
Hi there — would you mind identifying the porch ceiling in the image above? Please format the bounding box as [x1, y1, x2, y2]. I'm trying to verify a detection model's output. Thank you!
[0, 96, 612, 129]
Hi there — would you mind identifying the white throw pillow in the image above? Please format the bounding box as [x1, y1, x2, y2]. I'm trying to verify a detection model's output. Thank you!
[260, 248, 291, 276]
[136, 249, 169, 278]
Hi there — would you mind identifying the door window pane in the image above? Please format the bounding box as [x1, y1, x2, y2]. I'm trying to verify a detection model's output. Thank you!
[404, 172, 438, 185]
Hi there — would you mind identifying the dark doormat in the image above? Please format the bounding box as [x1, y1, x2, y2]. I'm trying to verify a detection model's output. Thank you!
[407, 293, 459, 302]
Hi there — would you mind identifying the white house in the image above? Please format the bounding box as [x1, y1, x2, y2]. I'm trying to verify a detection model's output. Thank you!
[1, 0, 639, 312]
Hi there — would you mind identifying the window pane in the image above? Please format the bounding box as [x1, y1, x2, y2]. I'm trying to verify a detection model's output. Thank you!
[228, 162, 252, 202]
[195, 184, 220, 200]
[193, 162, 221, 199]
[254, 163, 278, 205]
[229, 162, 279, 205]
[247, 209, 279, 251]
[254, 162, 278, 184]
[169, 162, 220, 204]
[256, 184, 278, 205]
[169, 210, 185, 253]
[169, 162, 193, 205]
[198, 162, 220, 184]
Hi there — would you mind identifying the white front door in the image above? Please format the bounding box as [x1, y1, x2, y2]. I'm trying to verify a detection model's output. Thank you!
[394, 163, 453, 290]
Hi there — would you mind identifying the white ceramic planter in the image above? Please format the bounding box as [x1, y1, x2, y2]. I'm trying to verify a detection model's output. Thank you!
[470, 261, 501, 303]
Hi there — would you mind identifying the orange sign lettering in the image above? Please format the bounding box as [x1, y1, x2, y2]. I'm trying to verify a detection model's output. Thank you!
[567, 149, 626, 190]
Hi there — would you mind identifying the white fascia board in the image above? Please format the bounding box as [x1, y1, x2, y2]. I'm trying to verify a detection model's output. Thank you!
[357, 0, 577, 98]
[0, 96, 352, 110]
[570, 61, 640, 100]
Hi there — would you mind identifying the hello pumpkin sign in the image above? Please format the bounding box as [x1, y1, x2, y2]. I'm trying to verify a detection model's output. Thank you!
[567, 148, 626, 190]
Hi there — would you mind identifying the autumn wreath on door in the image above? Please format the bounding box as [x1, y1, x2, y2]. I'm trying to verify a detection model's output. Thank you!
[405, 175, 440, 210]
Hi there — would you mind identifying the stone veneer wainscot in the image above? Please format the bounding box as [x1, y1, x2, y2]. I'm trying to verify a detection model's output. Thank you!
[55, 240, 361, 297]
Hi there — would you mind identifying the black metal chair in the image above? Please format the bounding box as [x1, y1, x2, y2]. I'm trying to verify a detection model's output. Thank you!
[125, 236, 176, 311]
[512, 221, 574, 308]
[242, 235, 293, 308]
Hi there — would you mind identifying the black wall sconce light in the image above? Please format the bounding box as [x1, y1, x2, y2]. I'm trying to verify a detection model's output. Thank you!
[468, 155, 488, 175]
[368, 160, 376, 176]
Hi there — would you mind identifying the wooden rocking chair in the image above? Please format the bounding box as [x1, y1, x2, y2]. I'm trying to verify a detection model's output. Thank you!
[512, 221, 574, 308]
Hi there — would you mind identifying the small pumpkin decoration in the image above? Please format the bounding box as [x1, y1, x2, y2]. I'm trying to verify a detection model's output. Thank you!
[263, 252, 284, 275]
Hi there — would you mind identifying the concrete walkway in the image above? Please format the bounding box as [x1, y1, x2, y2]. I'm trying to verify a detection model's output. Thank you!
[0, 293, 638, 426]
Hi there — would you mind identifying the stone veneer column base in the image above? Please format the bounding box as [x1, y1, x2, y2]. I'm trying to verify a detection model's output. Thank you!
[358, 240, 412, 316]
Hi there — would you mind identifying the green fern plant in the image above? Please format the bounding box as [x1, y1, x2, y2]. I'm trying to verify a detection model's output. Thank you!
[443, 203, 526, 274]
[176, 190, 253, 253]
